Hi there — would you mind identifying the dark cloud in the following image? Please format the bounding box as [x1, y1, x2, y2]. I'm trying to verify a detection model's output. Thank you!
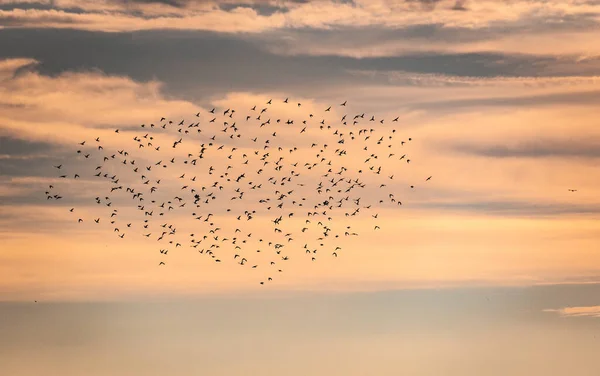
[0, 186, 103, 208]
[2, 28, 599, 107]
[405, 0, 471, 12]
[0, 135, 138, 182]
[344, 53, 570, 77]
[218, 2, 290, 16]
[451, 0, 468, 11]
[114, 0, 190, 7]
[0, 135, 56, 156]
[0, 12, 82, 27]
[405, 0, 442, 11]
[0, 0, 207, 15]
[0, 2, 56, 11]
[0, 0, 193, 11]
[0, 29, 349, 103]
[0, 154, 71, 179]
[448, 140, 600, 159]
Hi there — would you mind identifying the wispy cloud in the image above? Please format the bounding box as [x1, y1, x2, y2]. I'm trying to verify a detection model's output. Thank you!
[0, 58, 200, 146]
[0, 57, 36, 78]
[447, 139, 600, 159]
[544, 305, 600, 318]
[346, 70, 600, 88]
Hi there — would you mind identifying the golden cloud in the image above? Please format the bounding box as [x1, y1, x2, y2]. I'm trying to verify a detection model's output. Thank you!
[544, 306, 600, 318]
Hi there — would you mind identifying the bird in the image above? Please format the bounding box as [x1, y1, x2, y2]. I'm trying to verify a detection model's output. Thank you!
[43, 96, 429, 287]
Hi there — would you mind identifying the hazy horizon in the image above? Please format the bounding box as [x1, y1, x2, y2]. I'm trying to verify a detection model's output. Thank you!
[2, 284, 600, 375]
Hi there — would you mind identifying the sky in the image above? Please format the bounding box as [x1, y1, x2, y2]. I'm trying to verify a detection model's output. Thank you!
[1, 0, 600, 375]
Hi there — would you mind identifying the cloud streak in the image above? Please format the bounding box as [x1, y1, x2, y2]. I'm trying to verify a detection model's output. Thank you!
[544, 306, 600, 318]
[448, 139, 600, 159]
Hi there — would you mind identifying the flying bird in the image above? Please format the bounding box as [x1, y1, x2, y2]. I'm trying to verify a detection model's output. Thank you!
[44, 96, 430, 286]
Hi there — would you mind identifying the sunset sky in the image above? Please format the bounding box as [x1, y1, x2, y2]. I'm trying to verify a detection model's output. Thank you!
[1, 1, 600, 375]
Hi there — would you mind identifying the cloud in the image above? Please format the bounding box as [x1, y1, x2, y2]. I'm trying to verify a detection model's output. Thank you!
[2, 0, 600, 62]
[0, 28, 367, 101]
[0, 57, 210, 210]
[4, 28, 600, 109]
[0, 0, 598, 44]
[414, 200, 600, 217]
[544, 306, 600, 318]
[346, 70, 600, 87]
[0, 58, 200, 145]
[448, 139, 600, 159]
[406, 89, 600, 112]
[259, 15, 600, 58]
[0, 57, 36, 79]
[0, 135, 55, 156]
[0, 6, 284, 33]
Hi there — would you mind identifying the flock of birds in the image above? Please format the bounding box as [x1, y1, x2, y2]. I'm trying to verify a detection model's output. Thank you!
[45, 99, 434, 285]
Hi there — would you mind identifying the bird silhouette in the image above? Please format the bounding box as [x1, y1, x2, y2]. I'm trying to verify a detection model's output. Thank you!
[44, 98, 429, 286]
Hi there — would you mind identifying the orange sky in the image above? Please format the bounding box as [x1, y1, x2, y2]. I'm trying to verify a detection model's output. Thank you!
[3, 3, 600, 376]
[2, 0, 600, 302]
